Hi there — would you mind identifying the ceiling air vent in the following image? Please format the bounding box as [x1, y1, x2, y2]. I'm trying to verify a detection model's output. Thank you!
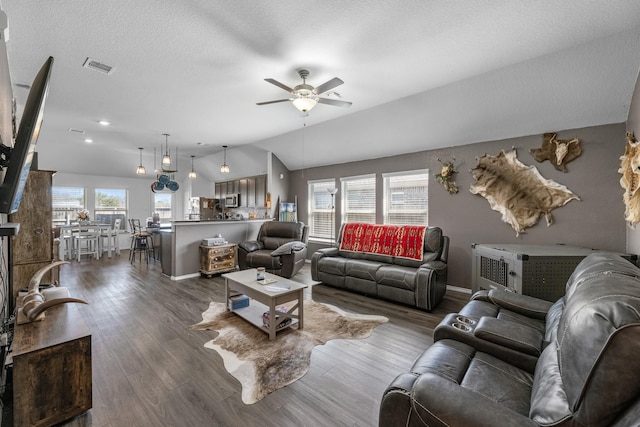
[82, 57, 114, 75]
[68, 128, 85, 134]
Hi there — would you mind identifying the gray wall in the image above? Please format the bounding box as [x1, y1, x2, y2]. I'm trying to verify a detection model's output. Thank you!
[289, 123, 628, 288]
[625, 68, 640, 255]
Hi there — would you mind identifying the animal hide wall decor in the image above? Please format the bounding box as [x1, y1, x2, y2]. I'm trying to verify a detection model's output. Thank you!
[530, 132, 582, 172]
[470, 149, 580, 236]
[618, 131, 640, 226]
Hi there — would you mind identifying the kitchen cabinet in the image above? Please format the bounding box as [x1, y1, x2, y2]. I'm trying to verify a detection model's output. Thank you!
[247, 178, 256, 208]
[239, 179, 248, 207]
[215, 174, 267, 208]
[256, 175, 266, 207]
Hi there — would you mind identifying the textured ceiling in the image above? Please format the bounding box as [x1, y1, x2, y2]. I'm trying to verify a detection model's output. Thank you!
[2, 1, 640, 181]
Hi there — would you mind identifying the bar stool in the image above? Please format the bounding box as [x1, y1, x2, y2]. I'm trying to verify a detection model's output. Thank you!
[129, 219, 155, 263]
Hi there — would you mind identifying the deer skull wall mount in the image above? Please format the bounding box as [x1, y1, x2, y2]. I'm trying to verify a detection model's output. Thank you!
[530, 133, 582, 172]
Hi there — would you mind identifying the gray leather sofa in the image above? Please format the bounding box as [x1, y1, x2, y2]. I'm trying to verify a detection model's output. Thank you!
[237, 221, 308, 278]
[311, 224, 448, 311]
[379, 252, 640, 426]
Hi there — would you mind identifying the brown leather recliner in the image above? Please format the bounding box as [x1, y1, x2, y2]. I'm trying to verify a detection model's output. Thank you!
[237, 221, 309, 278]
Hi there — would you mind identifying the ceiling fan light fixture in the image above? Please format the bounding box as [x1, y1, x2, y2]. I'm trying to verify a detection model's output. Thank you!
[292, 97, 318, 113]
[220, 145, 230, 174]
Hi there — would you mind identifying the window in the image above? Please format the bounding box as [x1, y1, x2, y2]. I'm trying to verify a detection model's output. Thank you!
[308, 179, 336, 240]
[383, 170, 429, 225]
[341, 174, 376, 224]
[154, 193, 172, 220]
[52, 186, 85, 225]
[95, 188, 127, 230]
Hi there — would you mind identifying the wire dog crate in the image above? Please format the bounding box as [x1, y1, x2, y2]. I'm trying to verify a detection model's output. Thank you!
[471, 244, 638, 302]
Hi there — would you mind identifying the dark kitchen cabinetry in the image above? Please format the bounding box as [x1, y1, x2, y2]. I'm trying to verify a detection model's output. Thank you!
[215, 175, 267, 208]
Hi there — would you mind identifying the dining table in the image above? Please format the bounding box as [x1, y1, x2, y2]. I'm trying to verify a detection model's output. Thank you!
[58, 222, 112, 261]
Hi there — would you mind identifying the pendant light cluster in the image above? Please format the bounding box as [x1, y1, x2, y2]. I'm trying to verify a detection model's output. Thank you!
[135, 135, 232, 189]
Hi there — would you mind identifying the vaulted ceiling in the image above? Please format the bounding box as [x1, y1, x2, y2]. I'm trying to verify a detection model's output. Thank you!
[3, 1, 640, 181]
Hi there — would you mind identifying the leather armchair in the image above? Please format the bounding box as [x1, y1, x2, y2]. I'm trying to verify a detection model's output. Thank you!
[237, 221, 309, 278]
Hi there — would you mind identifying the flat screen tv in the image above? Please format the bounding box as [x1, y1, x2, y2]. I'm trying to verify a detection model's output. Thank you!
[0, 56, 54, 214]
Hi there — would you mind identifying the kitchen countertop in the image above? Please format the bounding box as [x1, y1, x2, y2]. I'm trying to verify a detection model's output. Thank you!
[172, 218, 273, 224]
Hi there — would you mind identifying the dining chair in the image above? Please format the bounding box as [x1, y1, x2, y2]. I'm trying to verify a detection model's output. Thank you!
[58, 226, 75, 261]
[75, 228, 100, 261]
[100, 218, 121, 258]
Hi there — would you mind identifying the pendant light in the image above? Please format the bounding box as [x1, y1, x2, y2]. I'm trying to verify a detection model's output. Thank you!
[162, 133, 171, 166]
[220, 145, 230, 174]
[156, 133, 178, 173]
[136, 147, 146, 175]
[189, 155, 197, 179]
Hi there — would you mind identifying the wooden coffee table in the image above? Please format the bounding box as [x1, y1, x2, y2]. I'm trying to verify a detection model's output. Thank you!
[223, 269, 308, 340]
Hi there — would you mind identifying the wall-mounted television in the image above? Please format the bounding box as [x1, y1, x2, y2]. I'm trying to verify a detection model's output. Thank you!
[0, 56, 54, 214]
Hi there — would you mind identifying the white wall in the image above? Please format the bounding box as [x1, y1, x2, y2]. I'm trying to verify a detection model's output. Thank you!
[52, 171, 188, 246]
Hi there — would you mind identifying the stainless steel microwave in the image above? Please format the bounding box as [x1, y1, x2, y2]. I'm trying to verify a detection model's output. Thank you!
[225, 193, 240, 207]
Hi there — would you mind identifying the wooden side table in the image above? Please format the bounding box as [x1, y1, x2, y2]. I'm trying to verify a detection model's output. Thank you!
[12, 303, 92, 427]
[199, 243, 237, 277]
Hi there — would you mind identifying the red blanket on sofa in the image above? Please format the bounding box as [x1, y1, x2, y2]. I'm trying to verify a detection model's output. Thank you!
[339, 223, 426, 261]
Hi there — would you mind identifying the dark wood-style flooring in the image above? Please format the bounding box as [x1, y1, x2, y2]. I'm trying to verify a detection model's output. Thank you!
[14, 253, 470, 427]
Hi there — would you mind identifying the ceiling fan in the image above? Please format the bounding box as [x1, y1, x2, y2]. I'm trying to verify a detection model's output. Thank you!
[257, 69, 352, 114]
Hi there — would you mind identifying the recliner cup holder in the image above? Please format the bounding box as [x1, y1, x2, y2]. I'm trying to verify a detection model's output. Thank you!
[452, 322, 472, 332]
[455, 315, 476, 325]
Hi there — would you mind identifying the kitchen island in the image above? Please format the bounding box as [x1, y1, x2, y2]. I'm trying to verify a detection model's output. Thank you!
[160, 219, 271, 280]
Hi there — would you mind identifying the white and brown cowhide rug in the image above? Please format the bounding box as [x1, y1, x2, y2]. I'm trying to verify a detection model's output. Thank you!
[189, 300, 388, 404]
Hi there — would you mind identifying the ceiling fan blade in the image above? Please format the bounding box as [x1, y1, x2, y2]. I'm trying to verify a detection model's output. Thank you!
[256, 99, 292, 106]
[317, 98, 352, 108]
[313, 77, 344, 95]
[265, 78, 295, 94]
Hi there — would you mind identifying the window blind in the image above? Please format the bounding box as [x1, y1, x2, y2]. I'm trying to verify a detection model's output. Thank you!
[52, 186, 85, 223]
[342, 175, 376, 224]
[308, 179, 335, 240]
[383, 171, 428, 225]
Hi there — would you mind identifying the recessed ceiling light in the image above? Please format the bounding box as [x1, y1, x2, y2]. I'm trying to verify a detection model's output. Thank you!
[84, 138, 93, 143]
[98, 120, 111, 126]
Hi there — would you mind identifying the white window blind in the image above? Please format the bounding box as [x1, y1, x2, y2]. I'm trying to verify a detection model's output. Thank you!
[95, 188, 128, 230]
[52, 186, 85, 224]
[383, 170, 428, 225]
[341, 174, 376, 224]
[308, 179, 336, 240]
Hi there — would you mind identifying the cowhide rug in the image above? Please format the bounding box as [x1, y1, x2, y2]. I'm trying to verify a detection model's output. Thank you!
[189, 300, 388, 404]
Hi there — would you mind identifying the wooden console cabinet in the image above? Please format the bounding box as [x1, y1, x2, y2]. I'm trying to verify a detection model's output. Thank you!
[12, 303, 92, 427]
[9, 170, 56, 310]
[199, 243, 237, 277]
